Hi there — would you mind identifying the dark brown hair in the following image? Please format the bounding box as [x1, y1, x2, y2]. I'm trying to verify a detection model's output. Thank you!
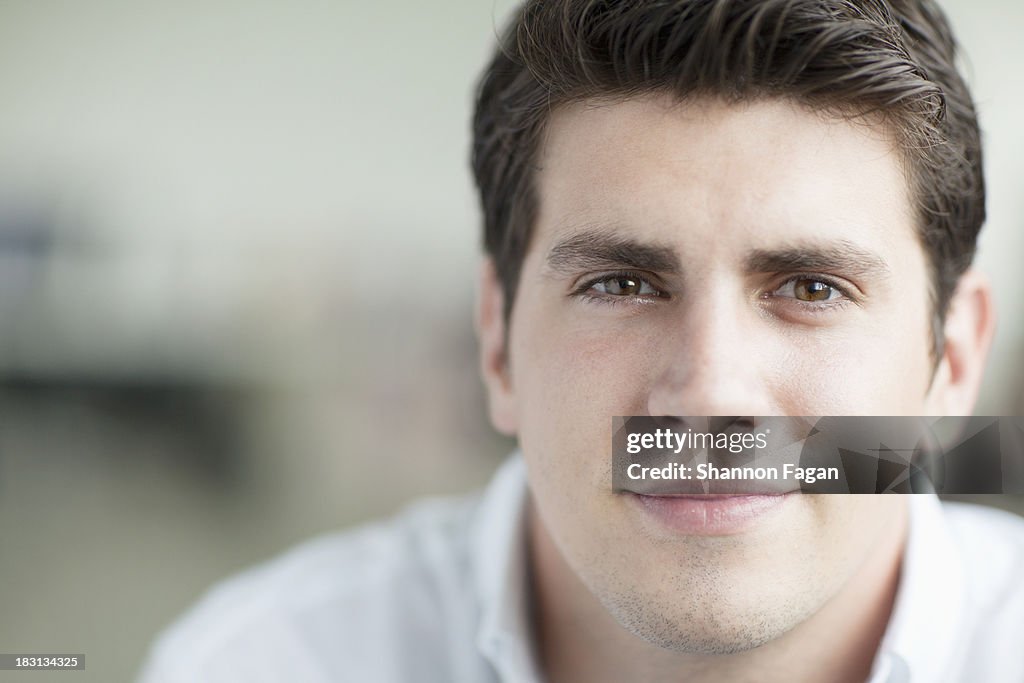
[471, 0, 984, 349]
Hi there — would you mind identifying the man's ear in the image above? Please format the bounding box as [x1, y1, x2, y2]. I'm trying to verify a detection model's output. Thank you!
[925, 270, 996, 415]
[476, 259, 519, 435]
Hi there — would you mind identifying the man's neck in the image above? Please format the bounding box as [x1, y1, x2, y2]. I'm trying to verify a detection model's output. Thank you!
[528, 498, 907, 683]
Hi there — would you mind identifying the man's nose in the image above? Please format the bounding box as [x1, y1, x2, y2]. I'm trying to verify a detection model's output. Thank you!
[646, 294, 773, 418]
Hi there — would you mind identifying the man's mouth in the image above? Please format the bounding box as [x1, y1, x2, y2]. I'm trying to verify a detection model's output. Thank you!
[626, 491, 796, 536]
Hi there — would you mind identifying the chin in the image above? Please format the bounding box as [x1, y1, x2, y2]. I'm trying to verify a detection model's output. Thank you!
[579, 550, 827, 655]
[605, 591, 804, 655]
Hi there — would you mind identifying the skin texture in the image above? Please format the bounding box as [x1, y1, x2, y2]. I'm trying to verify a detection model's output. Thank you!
[477, 95, 995, 682]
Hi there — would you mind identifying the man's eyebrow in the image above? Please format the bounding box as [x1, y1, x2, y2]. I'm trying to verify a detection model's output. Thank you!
[745, 241, 891, 279]
[546, 230, 681, 275]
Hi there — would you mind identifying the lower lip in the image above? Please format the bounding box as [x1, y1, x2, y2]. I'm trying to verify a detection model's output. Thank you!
[629, 493, 792, 536]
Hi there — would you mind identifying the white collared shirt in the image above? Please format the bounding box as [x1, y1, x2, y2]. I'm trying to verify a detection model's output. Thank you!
[138, 456, 1024, 683]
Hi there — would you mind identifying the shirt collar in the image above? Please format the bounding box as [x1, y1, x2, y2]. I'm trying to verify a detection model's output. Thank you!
[471, 454, 543, 683]
[471, 457, 966, 683]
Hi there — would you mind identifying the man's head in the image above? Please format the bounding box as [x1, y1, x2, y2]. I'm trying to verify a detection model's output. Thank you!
[473, 0, 994, 656]
[473, 0, 984, 348]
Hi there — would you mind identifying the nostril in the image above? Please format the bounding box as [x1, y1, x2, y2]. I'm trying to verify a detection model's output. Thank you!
[652, 414, 685, 429]
[710, 416, 758, 430]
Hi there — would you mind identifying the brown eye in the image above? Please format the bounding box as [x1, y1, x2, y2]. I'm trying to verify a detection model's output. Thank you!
[591, 275, 658, 296]
[773, 276, 845, 304]
[793, 278, 835, 301]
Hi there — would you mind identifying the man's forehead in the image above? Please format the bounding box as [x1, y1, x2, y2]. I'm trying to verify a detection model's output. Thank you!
[537, 95, 909, 201]
[531, 95, 917, 273]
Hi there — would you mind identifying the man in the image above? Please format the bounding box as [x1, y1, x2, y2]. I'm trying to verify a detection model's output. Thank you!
[140, 1, 1024, 681]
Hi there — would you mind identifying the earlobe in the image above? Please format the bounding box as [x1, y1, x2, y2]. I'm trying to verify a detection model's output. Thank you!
[926, 270, 996, 415]
[476, 259, 519, 435]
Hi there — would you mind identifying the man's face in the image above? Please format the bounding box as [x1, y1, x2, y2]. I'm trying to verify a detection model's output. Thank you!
[487, 95, 946, 652]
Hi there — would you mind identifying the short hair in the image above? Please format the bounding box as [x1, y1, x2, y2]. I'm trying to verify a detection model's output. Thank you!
[471, 0, 984, 353]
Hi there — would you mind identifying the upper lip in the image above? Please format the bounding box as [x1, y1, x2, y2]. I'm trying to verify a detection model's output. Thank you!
[634, 493, 785, 498]
[621, 481, 799, 496]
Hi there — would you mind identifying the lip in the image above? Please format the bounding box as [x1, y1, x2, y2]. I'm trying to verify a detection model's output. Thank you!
[627, 492, 795, 536]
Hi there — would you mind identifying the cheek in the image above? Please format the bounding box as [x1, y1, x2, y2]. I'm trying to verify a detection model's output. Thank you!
[513, 302, 682, 419]
[514, 324, 645, 435]
[508, 303, 660, 495]
[775, 320, 934, 414]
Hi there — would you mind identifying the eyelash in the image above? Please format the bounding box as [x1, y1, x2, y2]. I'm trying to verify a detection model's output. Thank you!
[573, 270, 667, 305]
[765, 274, 859, 314]
[573, 271, 666, 306]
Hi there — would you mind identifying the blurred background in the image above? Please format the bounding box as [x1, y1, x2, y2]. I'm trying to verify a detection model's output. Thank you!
[0, 1, 1021, 681]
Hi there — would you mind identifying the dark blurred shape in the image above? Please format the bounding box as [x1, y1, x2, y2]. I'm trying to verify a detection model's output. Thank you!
[0, 193, 53, 330]
[0, 375, 248, 489]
